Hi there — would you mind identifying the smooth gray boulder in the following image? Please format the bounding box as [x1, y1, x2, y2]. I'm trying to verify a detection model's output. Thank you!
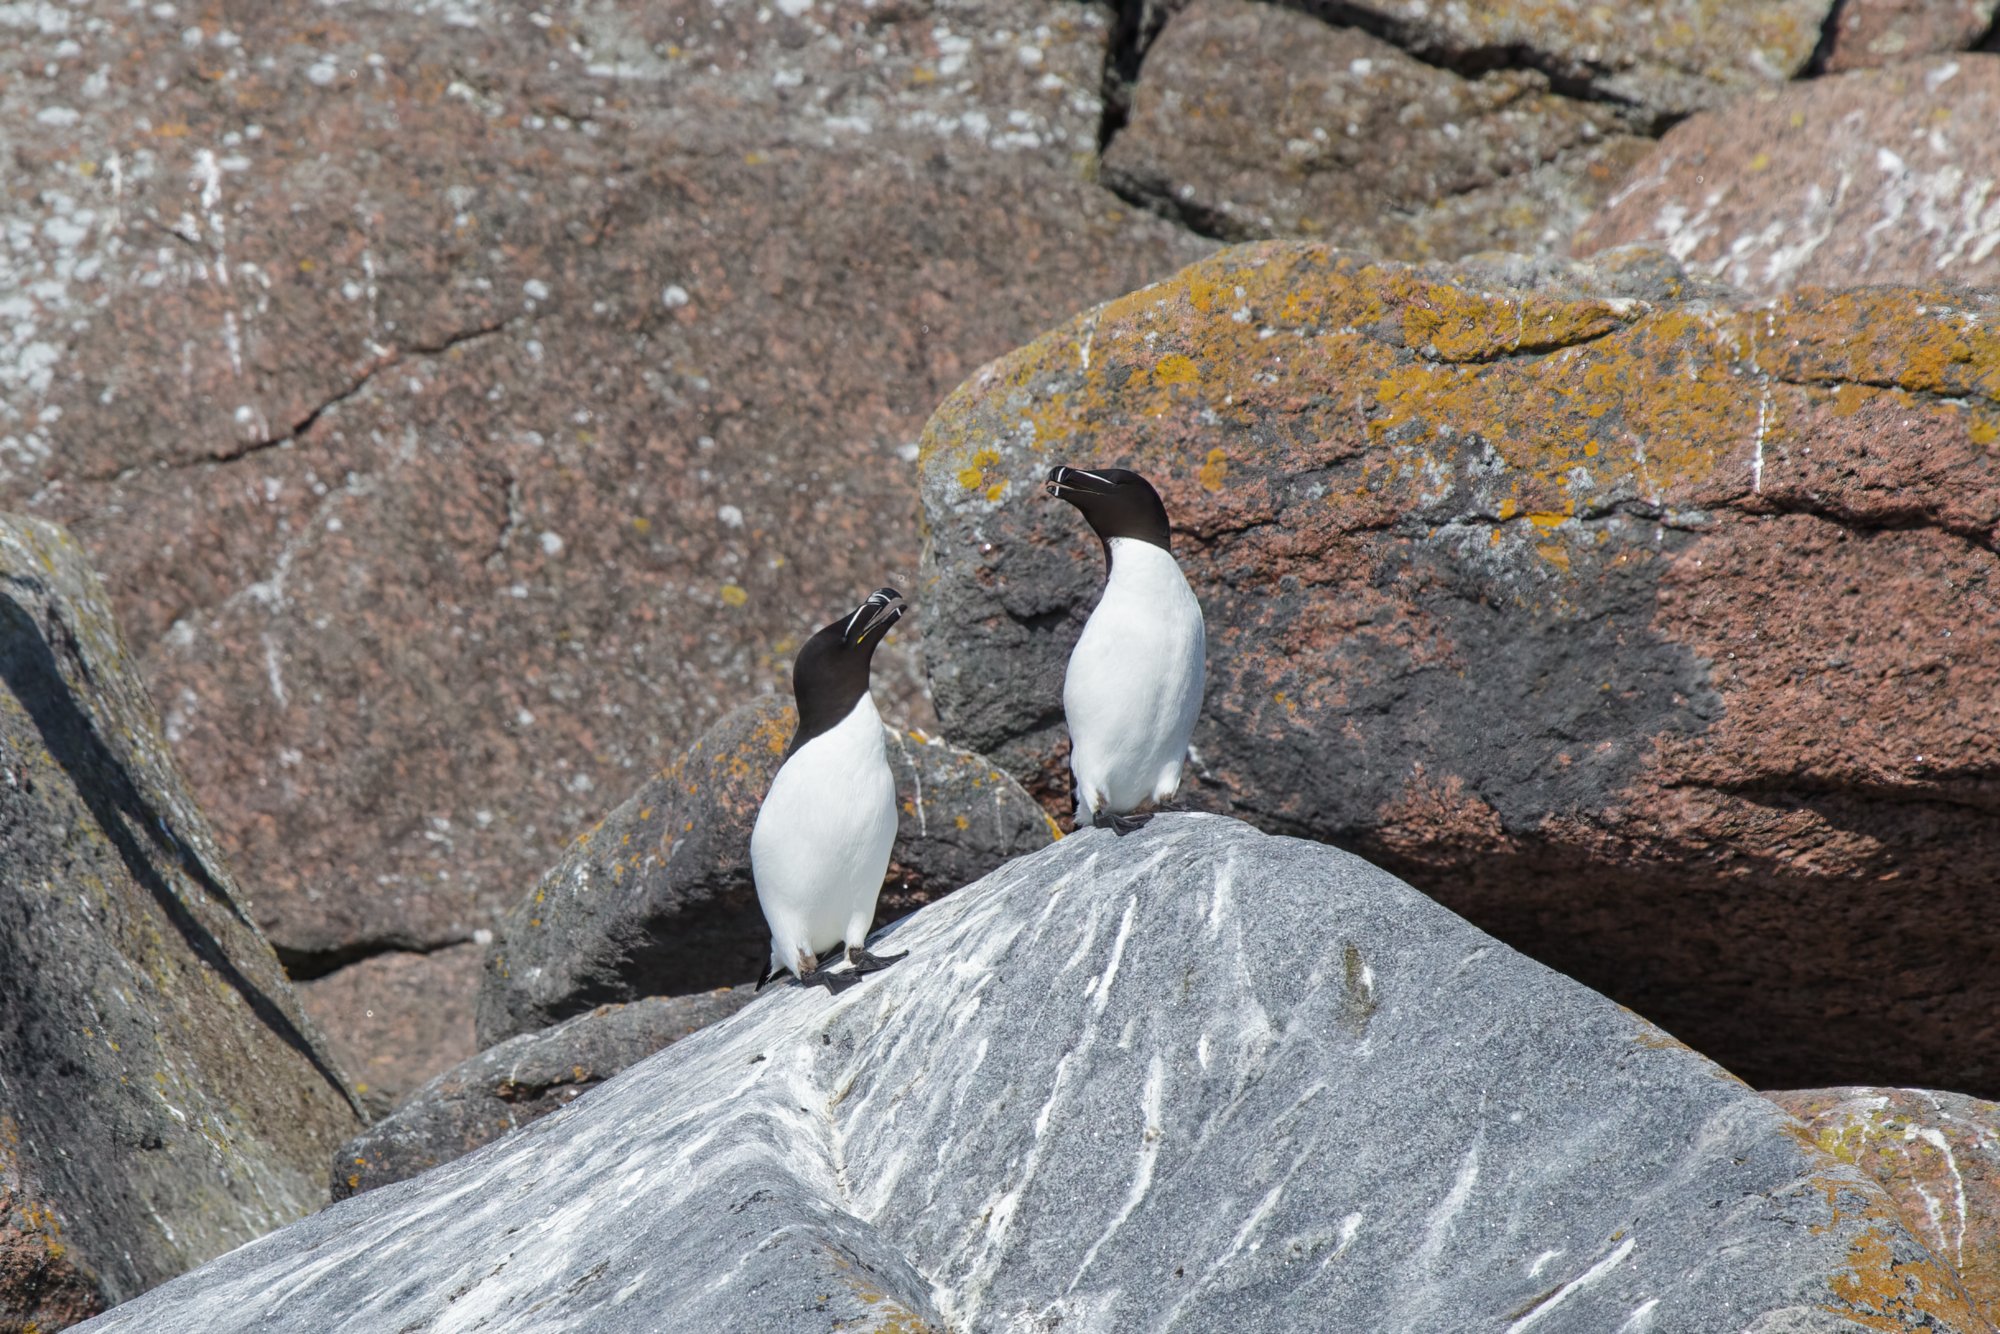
[75, 817, 1986, 1332]
[334, 989, 757, 1200]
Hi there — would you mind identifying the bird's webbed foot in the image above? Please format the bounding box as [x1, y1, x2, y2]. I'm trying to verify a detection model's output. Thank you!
[846, 945, 908, 975]
[1092, 809, 1154, 836]
[797, 964, 863, 994]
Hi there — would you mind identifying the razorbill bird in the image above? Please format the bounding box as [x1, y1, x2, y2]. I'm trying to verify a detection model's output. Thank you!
[1045, 466, 1205, 835]
[752, 587, 908, 993]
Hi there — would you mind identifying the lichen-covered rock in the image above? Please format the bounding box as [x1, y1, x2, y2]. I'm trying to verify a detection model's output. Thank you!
[476, 695, 1055, 1046]
[0, 0, 1210, 1075]
[1, 1147, 104, 1334]
[1334, 0, 1834, 116]
[0, 516, 362, 1323]
[73, 817, 1992, 1332]
[1819, 0, 2000, 73]
[296, 942, 485, 1119]
[1770, 1088, 2000, 1323]
[334, 990, 753, 1201]
[1574, 56, 2000, 294]
[1103, 0, 1650, 256]
[918, 241, 2000, 1098]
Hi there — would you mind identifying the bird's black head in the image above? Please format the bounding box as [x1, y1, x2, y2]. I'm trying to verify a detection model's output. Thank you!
[787, 587, 905, 755]
[1044, 466, 1172, 555]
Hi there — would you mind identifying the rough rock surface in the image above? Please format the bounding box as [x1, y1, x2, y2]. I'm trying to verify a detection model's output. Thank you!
[0, 517, 361, 1322]
[918, 241, 2000, 1097]
[1103, 0, 1650, 256]
[1819, 0, 2000, 73]
[296, 943, 485, 1118]
[1770, 1087, 2000, 1323]
[0, 0, 1208, 1014]
[1574, 56, 2000, 294]
[1333, 0, 1833, 116]
[74, 817, 1991, 1332]
[334, 990, 752, 1201]
[477, 694, 1056, 1046]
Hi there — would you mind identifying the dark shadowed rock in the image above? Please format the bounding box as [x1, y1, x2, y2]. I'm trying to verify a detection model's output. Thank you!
[1769, 1087, 2000, 1323]
[476, 694, 1055, 1046]
[74, 817, 1991, 1332]
[918, 241, 2000, 1098]
[1328, 0, 1833, 116]
[0, 0, 1209, 1074]
[295, 943, 485, 1119]
[1575, 56, 2000, 294]
[0, 516, 361, 1322]
[1819, 0, 2000, 73]
[1103, 0, 1650, 256]
[333, 990, 753, 1201]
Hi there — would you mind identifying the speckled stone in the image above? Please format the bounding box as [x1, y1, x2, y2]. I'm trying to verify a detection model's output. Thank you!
[1819, 0, 2000, 73]
[1103, 0, 1650, 256]
[1336, 0, 1835, 115]
[917, 241, 2000, 1099]
[0, 0, 1209, 990]
[1769, 1087, 2000, 1324]
[72, 818, 1988, 1332]
[0, 516, 361, 1320]
[1574, 56, 2000, 294]
[295, 942, 485, 1118]
[334, 989, 755, 1200]
[475, 694, 1057, 1046]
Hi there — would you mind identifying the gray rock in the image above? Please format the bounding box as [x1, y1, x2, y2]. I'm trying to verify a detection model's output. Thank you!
[334, 989, 755, 1200]
[0, 516, 362, 1321]
[75, 817, 1988, 1332]
[1337, 0, 1835, 116]
[1103, 0, 1651, 257]
[476, 695, 1055, 1046]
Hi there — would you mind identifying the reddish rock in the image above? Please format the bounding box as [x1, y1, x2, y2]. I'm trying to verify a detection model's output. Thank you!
[1819, 0, 2000, 73]
[1574, 56, 2000, 294]
[1771, 1087, 2000, 1321]
[294, 944, 484, 1118]
[1337, 0, 1833, 115]
[0, 3, 1208, 1009]
[333, 990, 754, 1201]
[1102, 0, 1650, 257]
[918, 241, 2000, 1096]
[476, 694, 1055, 1047]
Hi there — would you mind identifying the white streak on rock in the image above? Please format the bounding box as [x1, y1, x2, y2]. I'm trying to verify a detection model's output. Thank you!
[1067, 1051, 1165, 1290]
[1508, 1236, 1637, 1332]
[1416, 1143, 1479, 1267]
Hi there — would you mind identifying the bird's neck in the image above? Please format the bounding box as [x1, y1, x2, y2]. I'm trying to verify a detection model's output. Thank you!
[790, 682, 880, 758]
[1104, 535, 1189, 594]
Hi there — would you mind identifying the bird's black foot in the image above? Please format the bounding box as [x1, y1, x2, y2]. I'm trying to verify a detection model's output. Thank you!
[1092, 810, 1154, 836]
[755, 963, 777, 992]
[797, 965, 863, 994]
[846, 946, 907, 975]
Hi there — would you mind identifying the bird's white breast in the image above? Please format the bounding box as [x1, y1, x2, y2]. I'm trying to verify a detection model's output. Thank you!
[751, 694, 898, 959]
[1063, 536, 1206, 817]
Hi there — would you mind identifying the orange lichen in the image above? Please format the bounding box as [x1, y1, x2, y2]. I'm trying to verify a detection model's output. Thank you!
[1197, 447, 1228, 492]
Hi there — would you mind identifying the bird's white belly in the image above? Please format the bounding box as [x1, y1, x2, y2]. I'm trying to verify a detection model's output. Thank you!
[1064, 539, 1205, 818]
[751, 697, 898, 970]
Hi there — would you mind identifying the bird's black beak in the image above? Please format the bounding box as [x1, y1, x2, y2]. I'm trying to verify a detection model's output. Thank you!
[1045, 465, 1110, 501]
[844, 587, 906, 647]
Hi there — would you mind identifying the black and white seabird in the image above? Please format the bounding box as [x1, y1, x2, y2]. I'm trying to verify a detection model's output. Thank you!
[752, 587, 909, 993]
[1045, 466, 1206, 835]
